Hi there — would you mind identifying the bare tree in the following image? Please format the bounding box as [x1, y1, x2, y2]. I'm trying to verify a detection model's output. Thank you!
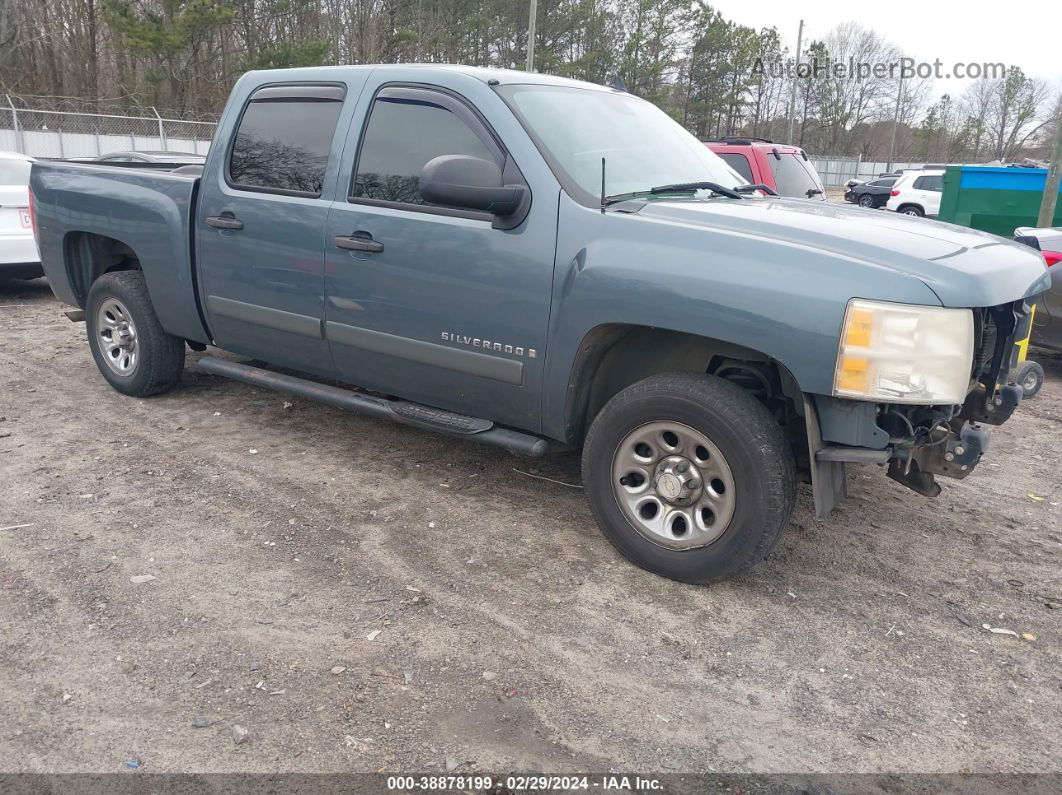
[0, 0, 1052, 164]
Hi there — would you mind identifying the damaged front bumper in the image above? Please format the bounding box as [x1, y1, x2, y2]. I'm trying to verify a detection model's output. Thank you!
[807, 298, 1033, 517]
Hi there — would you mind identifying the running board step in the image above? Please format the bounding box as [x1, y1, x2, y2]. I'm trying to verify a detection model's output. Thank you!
[197, 356, 549, 457]
[390, 402, 493, 434]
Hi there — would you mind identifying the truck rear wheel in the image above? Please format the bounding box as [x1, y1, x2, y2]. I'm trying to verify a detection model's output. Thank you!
[86, 271, 185, 397]
[582, 372, 796, 584]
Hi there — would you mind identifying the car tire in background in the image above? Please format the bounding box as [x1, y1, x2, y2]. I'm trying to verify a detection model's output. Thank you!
[858, 194, 875, 208]
[1014, 360, 1045, 399]
[86, 270, 185, 397]
[898, 205, 924, 216]
[581, 372, 796, 584]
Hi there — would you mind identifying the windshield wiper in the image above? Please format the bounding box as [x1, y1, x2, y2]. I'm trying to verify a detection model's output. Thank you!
[734, 183, 778, 196]
[649, 181, 744, 199]
[603, 180, 744, 206]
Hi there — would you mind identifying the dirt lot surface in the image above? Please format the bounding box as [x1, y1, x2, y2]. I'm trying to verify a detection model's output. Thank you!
[2, 278, 1061, 776]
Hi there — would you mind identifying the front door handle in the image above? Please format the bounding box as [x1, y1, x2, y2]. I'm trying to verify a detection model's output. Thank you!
[206, 215, 244, 230]
[335, 234, 384, 253]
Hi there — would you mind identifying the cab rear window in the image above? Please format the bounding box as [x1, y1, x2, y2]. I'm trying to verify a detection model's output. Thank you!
[768, 153, 824, 198]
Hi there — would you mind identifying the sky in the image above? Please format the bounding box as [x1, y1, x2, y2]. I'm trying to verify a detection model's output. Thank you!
[707, 0, 1061, 94]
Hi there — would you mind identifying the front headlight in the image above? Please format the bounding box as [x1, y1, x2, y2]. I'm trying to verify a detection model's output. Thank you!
[833, 299, 974, 404]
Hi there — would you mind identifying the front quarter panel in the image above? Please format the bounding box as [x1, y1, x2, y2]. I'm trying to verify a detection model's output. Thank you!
[541, 194, 942, 441]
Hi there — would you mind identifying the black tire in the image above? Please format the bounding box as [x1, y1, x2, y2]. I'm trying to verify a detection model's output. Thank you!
[858, 194, 875, 208]
[899, 205, 924, 217]
[86, 270, 185, 397]
[581, 372, 796, 584]
[1014, 360, 1044, 399]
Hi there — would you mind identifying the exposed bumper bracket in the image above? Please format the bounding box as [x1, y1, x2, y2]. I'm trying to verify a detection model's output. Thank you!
[959, 383, 1021, 426]
[816, 446, 891, 464]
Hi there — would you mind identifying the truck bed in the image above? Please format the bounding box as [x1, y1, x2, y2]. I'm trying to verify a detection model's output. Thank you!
[30, 161, 209, 344]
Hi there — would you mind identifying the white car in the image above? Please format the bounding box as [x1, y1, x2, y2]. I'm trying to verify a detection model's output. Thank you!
[0, 151, 43, 281]
[884, 168, 945, 217]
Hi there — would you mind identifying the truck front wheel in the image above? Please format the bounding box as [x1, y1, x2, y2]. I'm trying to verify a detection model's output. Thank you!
[86, 271, 185, 397]
[582, 373, 796, 584]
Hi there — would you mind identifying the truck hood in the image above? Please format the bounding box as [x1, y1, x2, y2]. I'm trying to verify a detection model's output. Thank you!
[633, 197, 1050, 307]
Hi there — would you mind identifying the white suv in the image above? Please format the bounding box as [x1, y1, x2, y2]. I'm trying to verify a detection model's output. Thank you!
[885, 169, 945, 217]
[0, 151, 42, 281]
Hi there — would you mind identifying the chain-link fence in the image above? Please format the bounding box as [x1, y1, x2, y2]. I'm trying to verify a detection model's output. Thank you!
[1, 95, 217, 159]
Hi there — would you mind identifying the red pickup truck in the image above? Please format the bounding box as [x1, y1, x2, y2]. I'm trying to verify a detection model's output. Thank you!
[705, 138, 826, 201]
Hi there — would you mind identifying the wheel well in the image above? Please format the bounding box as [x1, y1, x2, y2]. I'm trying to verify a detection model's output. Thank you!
[896, 203, 923, 214]
[64, 232, 142, 307]
[565, 324, 804, 444]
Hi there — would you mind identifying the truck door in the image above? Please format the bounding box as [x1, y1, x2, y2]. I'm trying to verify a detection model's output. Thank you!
[323, 82, 557, 431]
[196, 84, 347, 377]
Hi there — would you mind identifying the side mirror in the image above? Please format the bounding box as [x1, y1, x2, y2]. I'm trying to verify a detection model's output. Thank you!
[419, 155, 526, 218]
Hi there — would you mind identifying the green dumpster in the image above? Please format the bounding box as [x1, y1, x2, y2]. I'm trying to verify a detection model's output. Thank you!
[938, 166, 1062, 236]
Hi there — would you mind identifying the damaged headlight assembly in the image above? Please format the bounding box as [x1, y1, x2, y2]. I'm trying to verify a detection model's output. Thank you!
[833, 298, 974, 405]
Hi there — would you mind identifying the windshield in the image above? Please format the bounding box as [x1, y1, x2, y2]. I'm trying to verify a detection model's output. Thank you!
[498, 84, 745, 205]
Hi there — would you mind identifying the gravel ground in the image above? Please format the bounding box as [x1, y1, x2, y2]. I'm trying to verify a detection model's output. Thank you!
[1, 277, 1061, 776]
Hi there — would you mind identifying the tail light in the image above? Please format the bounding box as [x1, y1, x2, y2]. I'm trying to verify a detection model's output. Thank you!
[1043, 250, 1061, 267]
[890, 189, 900, 196]
[27, 185, 38, 240]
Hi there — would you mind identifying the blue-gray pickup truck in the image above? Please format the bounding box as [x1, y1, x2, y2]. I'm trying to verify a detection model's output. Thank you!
[30, 65, 1050, 584]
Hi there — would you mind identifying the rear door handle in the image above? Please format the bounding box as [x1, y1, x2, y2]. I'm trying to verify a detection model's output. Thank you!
[335, 234, 384, 253]
[206, 215, 244, 230]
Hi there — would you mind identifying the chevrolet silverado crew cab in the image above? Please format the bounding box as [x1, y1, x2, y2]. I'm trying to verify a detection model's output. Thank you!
[30, 65, 1049, 584]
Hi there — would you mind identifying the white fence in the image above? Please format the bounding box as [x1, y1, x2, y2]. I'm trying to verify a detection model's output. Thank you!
[1, 98, 216, 159]
[809, 156, 928, 187]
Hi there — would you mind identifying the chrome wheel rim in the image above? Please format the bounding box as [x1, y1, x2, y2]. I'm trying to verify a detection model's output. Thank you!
[859, 196, 873, 207]
[96, 297, 139, 375]
[611, 421, 736, 551]
[1022, 371, 1039, 391]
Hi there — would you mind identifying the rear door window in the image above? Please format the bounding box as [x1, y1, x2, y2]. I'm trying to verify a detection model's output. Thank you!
[769, 153, 824, 198]
[913, 175, 943, 192]
[717, 153, 753, 183]
[229, 85, 346, 196]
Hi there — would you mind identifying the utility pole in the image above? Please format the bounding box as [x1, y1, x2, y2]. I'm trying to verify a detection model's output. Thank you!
[526, 0, 538, 72]
[1037, 110, 1062, 227]
[886, 68, 905, 172]
[786, 19, 804, 145]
